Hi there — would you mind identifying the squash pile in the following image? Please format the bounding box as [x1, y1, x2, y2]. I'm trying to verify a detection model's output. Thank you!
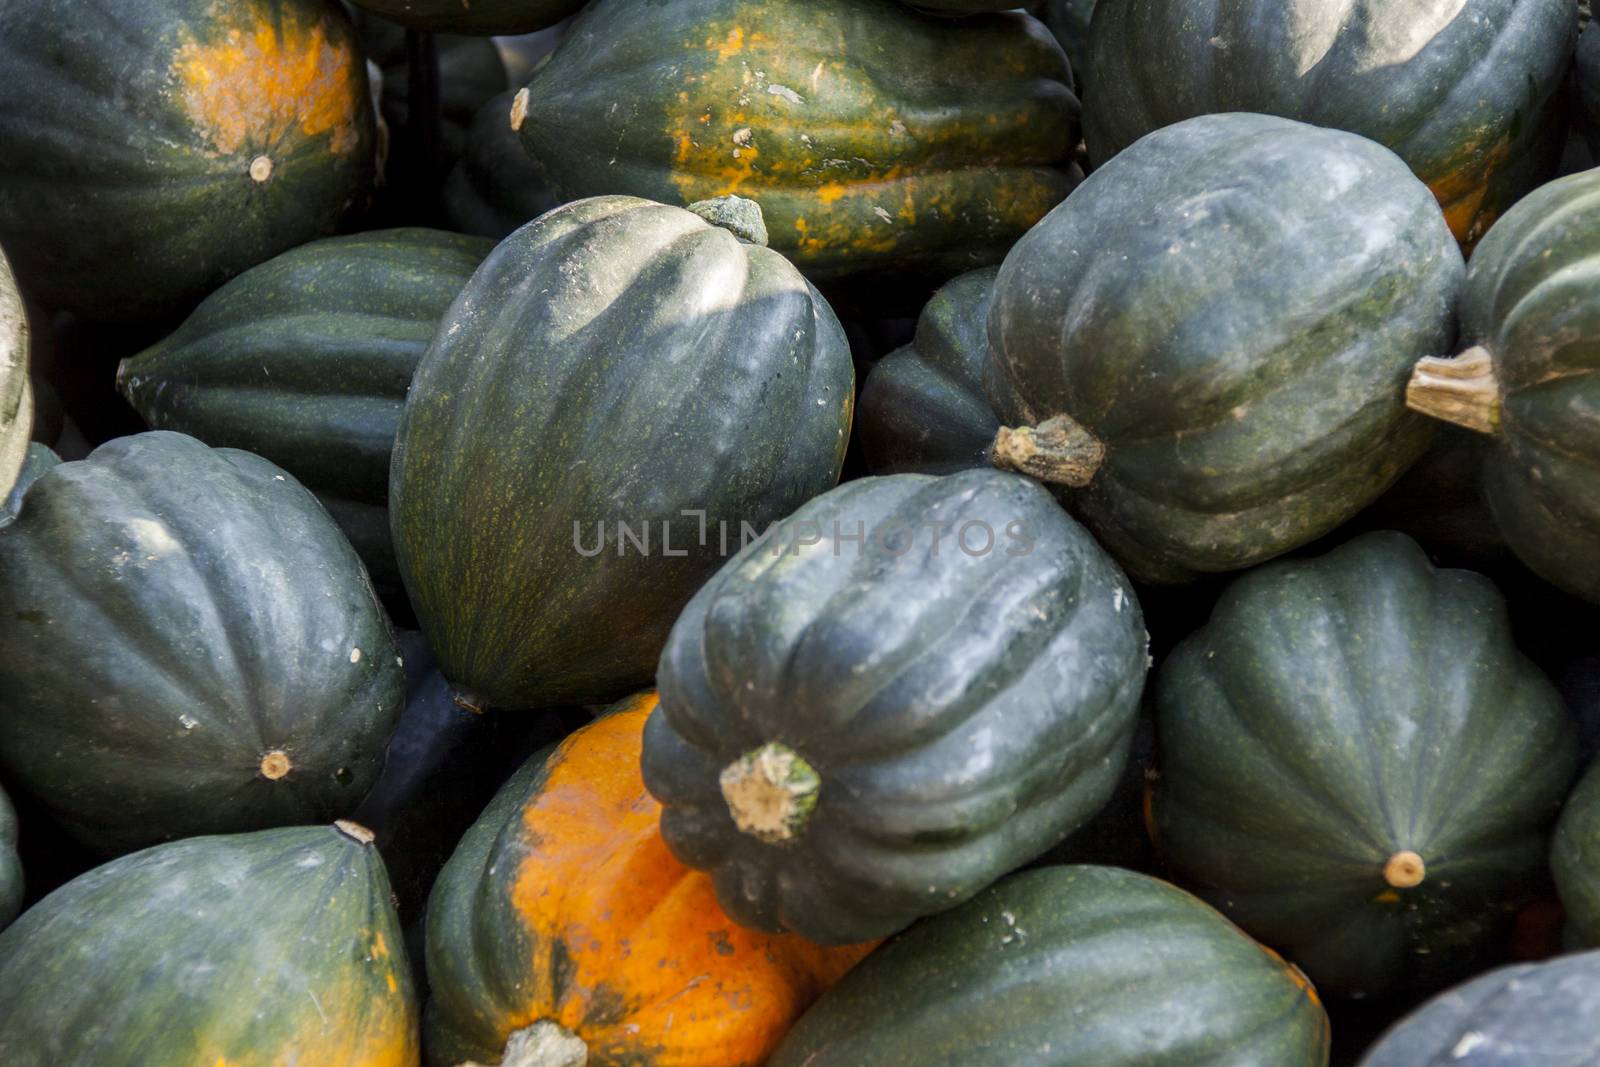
[0, 0, 1598, 1064]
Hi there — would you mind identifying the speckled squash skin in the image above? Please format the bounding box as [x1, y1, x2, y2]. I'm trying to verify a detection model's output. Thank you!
[424, 694, 875, 1067]
[515, 0, 1080, 279]
[1359, 950, 1600, 1066]
[769, 866, 1330, 1067]
[642, 470, 1149, 945]
[1152, 532, 1578, 999]
[858, 268, 1000, 476]
[0, 0, 377, 321]
[117, 229, 493, 587]
[348, 0, 584, 35]
[0, 782, 19, 931]
[390, 195, 854, 711]
[0, 433, 405, 855]
[1083, 0, 1574, 251]
[0, 823, 418, 1066]
[0, 245, 28, 502]
[1553, 759, 1600, 948]
[986, 113, 1463, 584]
[0, 444, 57, 527]
[441, 91, 565, 240]
[1424, 169, 1600, 604]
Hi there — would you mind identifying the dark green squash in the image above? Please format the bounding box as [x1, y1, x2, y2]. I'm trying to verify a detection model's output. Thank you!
[0, 432, 406, 855]
[515, 0, 1081, 279]
[1151, 531, 1578, 998]
[0, 244, 28, 502]
[641, 469, 1148, 944]
[857, 268, 999, 476]
[1553, 758, 1600, 948]
[0, 0, 377, 322]
[391, 195, 854, 711]
[441, 91, 564, 240]
[347, 0, 584, 35]
[116, 229, 492, 587]
[769, 865, 1330, 1067]
[1358, 950, 1600, 1066]
[0, 823, 418, 1066]
[0, 444, 57, 527]
[986, 113, 1462, 584]
[901, 0, 1020, 11]
[1043, 0, 1096, 87]
[0, 782, 18, 931]
[1083, 0, 1574, 250]
[1405, 168, 1600, 605]
[1580, 23, 1600, 160]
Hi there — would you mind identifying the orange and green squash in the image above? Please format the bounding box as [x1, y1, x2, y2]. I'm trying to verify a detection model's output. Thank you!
[424, 693, 876, 1067]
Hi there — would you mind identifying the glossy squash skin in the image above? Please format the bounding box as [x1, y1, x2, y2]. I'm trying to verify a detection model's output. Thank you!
[117, 229, 493, 587]
[1083, 0, 1574, 250]
[0, 433, 405, 855]
[0, 444, 57, 527]
[0, 823, 418, 1066]
[857, 268, 1000, 476]
[1553, 759, 1600, 948]
[642, 469, 1149, 945]
[424, 694, 875, 1067]
[0, 0, 376, 321]
[1406, 169, 1600, 605]
[770, 866, 1329, 1067]
[441, 91, 564, 240]
[986, 113, 1462, 584]
[348, 0, 583, 35]
[1152, 532, 1578, 998]
[390, 195, 854, 711]
[1359, 950, 1600, 1067]
[516, 0, 1080, 279]
[0, 782, 18, 931]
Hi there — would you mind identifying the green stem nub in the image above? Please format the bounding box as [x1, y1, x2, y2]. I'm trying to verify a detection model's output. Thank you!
[990, 413, 1105, 488]
[720, 742, 821, 843]
[687, 195, 770, 247]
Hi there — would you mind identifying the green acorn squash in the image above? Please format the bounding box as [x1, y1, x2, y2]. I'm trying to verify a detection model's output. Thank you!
[1405, 168, 1600, 605]
[0, 432, 405, 855]
[986, 113, 1462, 584]
[0, 822, 418, 1066]
[858, 268, 1000, 476]
[391, 194, 853, 711]
[901, 1, 1021, 11]
[1359, 950, 1600, 1066]
[117, 229, 492, 587]
[441, 92, 564, 239]
[0, 782, 18, 931]
[1043, 0, 1096, 86]
[0, 0, 377, 322]
[0, 444, 57, 527]
[348, 0, 584, 35]
[0, 244, 28, 502]
[1580, 24, 1600, 160]
[514, 0, 1080, 279]
[769, 865, 1330, 1067]
[1553, 758, 1600, 948]
[1151, 531, 1578, 998]
[1083, 0, 1574, 250]
[641, 469, 1148, 944]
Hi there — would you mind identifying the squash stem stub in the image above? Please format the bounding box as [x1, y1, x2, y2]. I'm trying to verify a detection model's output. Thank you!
[990, 414, 1105, 488]
[1384, 850, 1426, 889]
[1405, 347, 1500, 434]
[687, 196, 770, 247]
[720, 742, 821, 843]
[462, 1020, 588, 1067]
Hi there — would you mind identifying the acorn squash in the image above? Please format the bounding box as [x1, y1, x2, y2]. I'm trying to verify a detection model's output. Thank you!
[425, 693, 875, 1067]
[0, 782, 18, 931]
[0, 822, 417, 1066]
[0, 432, 405, 854]
[1083, 0, 1574, 250]
[641, 469, 1149, 944]
[0, 244, 28, 503]
[0, 0, 377, 321]
[441, 91, 564, 239]
[1151, 531, 1578, 998]
[514, 0, 1080, 279]
[1405, 168, 1600, 605]
[348, 0, 584, 35]
[857, 267, 1000, 476]
[987, 113, 1462, 583]
[1043, 0, 1096, 86]
[1359, 950, 1600, 1066]
[390, 195, 853, 711]
[117, 229, 492, 587]
[1553, 758, 1600, 948]
[769, 866, 1330, 1067]
[1580, 24, 1600, 160]
[0, 444, 56, 527]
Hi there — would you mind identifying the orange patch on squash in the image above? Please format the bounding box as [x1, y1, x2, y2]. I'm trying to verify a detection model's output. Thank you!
[505, 692, 876, 1066]
[1259, 944, 1323, 1010]
[1426, 132, 1515, 252]
[171, 7, 364, 160]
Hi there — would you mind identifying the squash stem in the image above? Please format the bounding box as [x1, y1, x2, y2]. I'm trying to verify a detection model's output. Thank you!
[720, 742, 821, 843]
[687, 196, 770, 247]
[1383, 850, 1426, 889]
[1405, 347, 1500, 434]
[989, 414, 1105, 488]
[462, 1021, 588, 1067]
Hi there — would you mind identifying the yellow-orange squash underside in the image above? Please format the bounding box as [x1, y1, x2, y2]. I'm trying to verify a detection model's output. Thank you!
[423, 693, 876, 1067]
